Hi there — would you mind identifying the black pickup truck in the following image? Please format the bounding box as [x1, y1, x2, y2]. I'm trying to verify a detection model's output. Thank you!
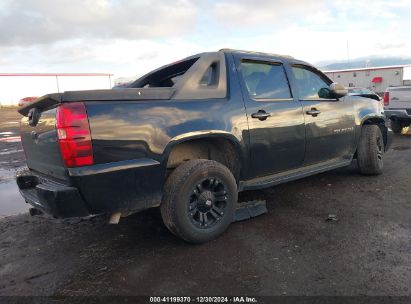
[17, 49, 392, 243]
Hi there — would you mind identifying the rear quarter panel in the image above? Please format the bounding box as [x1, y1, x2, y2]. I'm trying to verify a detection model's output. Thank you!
[86, 98, 248, 167]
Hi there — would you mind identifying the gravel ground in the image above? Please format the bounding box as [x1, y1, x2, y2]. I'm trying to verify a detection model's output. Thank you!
[0, 107, 410, 297]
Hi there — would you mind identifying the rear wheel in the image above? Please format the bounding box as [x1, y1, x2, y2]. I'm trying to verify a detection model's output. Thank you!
[357, 125, 384, 175]
[390, 119, 402, 134]
[401, 125, 410, 135]
[160, 159, 237, 243]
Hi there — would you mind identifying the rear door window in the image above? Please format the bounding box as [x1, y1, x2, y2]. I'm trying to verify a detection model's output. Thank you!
[130, 57, 199, 88]
[240, 61, 292, 100]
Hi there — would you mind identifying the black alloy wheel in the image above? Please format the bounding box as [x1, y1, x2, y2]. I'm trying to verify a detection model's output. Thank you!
[188, 178, 228, 229]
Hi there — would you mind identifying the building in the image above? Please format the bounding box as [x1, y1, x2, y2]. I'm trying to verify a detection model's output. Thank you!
[324, 65, 411, 94]
[0, 73, 113, 106]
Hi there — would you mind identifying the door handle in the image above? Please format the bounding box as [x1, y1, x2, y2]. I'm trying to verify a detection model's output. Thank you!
[251, 110, 271, 121]
[306, 108, 321, 117]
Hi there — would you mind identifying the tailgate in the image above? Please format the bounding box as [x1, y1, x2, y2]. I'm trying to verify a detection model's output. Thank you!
[20, 102, 68, 181]
[388, 87, 411, 109]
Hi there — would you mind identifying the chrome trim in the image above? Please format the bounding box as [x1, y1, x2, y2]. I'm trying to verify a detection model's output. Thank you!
[68, 158, 160, 176]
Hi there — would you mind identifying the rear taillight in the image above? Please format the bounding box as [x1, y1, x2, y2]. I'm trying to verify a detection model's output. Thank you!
[383, 91, 389, 106]
[56, 102, 94, 167]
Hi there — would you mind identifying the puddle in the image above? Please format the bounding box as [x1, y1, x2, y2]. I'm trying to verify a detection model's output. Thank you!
[0, 149, 23, 155]
[0, 137, 21, 142]
[0, 160, 21, 165]
[0, 180, 29, 218]
[0, 168, 20, 180]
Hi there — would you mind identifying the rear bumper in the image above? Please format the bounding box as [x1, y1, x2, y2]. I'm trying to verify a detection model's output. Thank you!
[384, 109, 411, 120]
[16, 170, 89, 218]
[16, 158, 164, 218]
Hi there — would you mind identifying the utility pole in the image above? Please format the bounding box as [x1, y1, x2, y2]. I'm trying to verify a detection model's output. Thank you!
[56, 75, 60, 93]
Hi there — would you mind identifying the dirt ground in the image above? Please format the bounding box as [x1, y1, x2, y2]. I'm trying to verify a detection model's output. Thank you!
[0, 107, 410, 297]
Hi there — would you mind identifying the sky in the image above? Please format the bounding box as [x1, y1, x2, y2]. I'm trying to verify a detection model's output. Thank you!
[1, 0, 411, 80]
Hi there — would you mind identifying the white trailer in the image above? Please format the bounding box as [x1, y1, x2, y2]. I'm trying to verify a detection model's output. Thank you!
[0, 73, 113, 106]
[324, 65, 411, 94]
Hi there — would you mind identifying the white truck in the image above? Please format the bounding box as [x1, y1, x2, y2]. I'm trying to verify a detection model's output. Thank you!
[384, 86, 411, 134]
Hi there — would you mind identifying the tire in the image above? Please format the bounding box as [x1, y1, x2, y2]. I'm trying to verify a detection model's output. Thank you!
[357, 125, 384, 175]
[160, 159, 237, 243]
[390, 119, 402, 134]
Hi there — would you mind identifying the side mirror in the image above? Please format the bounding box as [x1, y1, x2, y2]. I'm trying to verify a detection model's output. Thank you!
[318, 87, 332, 99]
[329, 83, 348, 98]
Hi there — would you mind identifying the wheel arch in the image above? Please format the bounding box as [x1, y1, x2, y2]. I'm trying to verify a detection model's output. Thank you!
[163, 132, 244, 183]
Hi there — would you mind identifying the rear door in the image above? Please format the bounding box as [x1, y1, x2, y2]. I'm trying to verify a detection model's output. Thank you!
[388, 87, 411, 109]
[290, 65, 355, 165]
[235, 56, 305, 178]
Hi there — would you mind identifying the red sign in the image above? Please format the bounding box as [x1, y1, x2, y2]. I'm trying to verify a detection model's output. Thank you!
[372, 77, 383, 83]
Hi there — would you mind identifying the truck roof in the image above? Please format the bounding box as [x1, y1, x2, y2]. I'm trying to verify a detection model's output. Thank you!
[219, 48, 295, 60]
[218, 49, 314, 69]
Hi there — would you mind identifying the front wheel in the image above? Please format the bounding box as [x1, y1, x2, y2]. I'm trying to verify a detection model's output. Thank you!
[357, 125, 384, 175]
[160, 159, 237, 243]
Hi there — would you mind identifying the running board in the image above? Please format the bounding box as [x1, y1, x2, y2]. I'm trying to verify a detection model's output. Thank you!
[239, 159, 352, 191]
